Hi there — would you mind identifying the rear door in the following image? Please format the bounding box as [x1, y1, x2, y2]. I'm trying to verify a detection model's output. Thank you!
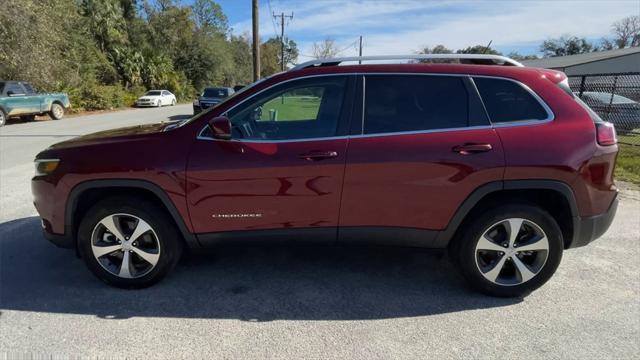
[187, 75, 355, 238]
[338, 74, 504, 242]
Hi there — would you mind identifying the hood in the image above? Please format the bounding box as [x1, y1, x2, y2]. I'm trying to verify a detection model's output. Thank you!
[48, 122, 171, 150]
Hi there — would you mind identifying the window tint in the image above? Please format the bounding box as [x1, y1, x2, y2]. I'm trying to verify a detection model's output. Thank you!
[363, 75, 470, 135]
[5, 83, 25, 95]
[22, 83, 35, 94]
[473, 77, 548, 123]
[228, 76, 348, 140]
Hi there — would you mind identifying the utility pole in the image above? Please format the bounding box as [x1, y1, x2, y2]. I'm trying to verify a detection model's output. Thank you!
[358, 35, 363, 64]
[252, 0, 260, 81]
[273, 12, 294, 71]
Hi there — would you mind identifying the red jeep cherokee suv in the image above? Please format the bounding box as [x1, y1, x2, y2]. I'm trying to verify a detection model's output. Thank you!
[32, 55, 618, 296]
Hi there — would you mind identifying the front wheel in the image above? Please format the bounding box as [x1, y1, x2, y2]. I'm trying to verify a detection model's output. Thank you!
[49, 103, 64, 120]
[450, 204, 563, 297]
[78, 197, 184, 288]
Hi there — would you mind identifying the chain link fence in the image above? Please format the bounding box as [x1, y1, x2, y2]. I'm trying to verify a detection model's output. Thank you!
[568, 72, 640, 145]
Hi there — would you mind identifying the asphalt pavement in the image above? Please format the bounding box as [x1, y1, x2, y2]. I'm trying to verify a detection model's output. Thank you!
[0, 106, 638, 359]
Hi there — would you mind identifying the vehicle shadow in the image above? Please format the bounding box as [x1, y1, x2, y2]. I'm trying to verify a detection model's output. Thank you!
[0, 217, 521, 321]
[168, 114, 192, 121]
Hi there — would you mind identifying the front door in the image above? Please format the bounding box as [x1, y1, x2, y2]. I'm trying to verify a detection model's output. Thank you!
[186, 75, 355, 238]
[338, 74, 505, 243]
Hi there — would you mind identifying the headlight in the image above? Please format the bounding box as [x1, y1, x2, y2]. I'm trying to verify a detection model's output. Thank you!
[193, 99, 199, 106]
[35, 159, 60, 176]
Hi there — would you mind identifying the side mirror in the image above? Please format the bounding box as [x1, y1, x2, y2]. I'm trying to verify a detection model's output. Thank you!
[208, 116, 232, 140]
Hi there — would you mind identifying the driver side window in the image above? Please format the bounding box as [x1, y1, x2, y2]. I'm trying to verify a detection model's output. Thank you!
[227, 76, 348, 140]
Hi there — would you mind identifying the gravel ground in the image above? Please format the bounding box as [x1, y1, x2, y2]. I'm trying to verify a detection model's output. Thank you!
[0, 107, 638, 359]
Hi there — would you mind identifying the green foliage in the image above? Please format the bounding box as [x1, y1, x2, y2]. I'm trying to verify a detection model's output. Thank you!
[541, 36, 594, 57]
[456, 45, 501, 55]
[616, 143, 640, 185]
[0, 0, 250, 112]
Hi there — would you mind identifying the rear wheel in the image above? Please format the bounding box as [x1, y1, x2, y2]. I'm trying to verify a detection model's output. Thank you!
[49, 103, 64, 120]
[171, 98, 176, 106]
[0, 108, 6, 127]
[450, 204, 563, 297]
[78, 197, 183, 288]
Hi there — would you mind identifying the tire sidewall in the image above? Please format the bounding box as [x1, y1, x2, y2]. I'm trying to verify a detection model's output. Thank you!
[0, 108, 6, 126]
[455, 204, 564, 297]
[78, 198, 183, 288]
[50, 103, 64, 120]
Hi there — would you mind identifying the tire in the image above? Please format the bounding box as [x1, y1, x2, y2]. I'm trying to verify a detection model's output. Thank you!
[0, 108, 6, 127]
[77, 197, 184, 289]
[171, 99, 176, 106]
[450, 203, 563, 297]
[20, 114, 36, 122]
[49, 103, 64, 120]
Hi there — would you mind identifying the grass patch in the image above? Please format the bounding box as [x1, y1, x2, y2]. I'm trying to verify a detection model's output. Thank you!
[616, 143, 640, 184]
[260, 96, 320, 121]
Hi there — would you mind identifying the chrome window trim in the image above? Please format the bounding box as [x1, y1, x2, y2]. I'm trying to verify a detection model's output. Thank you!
[197, 72, 555, 142]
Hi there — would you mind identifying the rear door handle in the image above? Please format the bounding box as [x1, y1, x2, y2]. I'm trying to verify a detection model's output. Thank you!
[298, 151, 338, 161]
[452, 143, 493, 155]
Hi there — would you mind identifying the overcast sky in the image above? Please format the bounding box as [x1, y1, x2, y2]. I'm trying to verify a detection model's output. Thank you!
[215, 0, 639, 61]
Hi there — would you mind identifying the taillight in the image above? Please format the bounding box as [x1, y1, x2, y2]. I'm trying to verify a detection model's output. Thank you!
[596, 122, 617, 146]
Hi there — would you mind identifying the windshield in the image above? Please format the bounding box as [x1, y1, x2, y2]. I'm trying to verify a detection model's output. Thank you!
[202, 88, 228, 98]
[145, 91, 162, 96]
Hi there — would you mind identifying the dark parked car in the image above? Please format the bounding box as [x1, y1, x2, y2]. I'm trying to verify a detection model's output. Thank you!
[577, 92, 639, 134]
[193, 87, 234, 115]
[32, 54, 618, 297]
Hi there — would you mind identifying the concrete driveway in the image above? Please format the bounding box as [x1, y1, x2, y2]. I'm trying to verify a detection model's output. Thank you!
[1, 107, 639, 359]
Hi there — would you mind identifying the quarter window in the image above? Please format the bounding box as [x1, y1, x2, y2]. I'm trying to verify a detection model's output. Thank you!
[363, 75, 472, 135]
[227, 76, 348, 140]
[473, 77, 548, 123]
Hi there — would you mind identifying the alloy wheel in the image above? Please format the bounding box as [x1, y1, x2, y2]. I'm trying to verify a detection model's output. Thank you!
[475, 218, 549, 286]
[0, 111, 5, 126]
[91, 213, 161, 279]
[52, 104, 64, 119]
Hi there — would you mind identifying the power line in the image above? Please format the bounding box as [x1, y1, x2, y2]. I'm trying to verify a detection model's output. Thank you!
[266, 0, 279, 38]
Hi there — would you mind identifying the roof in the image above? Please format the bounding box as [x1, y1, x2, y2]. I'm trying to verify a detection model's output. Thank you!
[522, 47, 640, 69]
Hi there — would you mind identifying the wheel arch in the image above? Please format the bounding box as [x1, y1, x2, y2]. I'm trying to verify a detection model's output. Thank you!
[66, 179, 199, 253]
[436, 180, 579, 249]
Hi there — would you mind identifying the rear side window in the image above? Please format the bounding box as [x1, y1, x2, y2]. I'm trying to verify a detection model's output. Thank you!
[474, 77, 548, 123]
[363, 75, 472, 134]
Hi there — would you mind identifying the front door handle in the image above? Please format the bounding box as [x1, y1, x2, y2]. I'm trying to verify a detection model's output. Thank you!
[298, 151, 338, 161]
[452, 143, 493, 155]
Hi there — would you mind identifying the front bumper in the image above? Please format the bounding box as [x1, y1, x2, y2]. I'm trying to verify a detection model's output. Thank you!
[42, 222, 74, 248]
[570, 193, 618, 248]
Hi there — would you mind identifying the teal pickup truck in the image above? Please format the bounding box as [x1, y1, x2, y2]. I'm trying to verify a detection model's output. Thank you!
[0, 81, 71, 127]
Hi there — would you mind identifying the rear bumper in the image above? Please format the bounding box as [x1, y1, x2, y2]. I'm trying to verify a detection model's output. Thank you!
[570, 193, 618, 248]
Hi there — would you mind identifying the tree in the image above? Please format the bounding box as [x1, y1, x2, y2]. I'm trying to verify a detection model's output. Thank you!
[610, 16, 640, 48]
[456, 45, 501, 55]
[261, 37, 298, 75]
[541, 36, 594, 57]
[311, 38, 341, 59]
[507, 52, 539, 61]
[419, 44, 453, 54]
[192, 0, 229, 34]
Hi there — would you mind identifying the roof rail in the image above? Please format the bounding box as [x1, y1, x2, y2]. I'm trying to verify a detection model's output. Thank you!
[291, 54, 524, 71]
